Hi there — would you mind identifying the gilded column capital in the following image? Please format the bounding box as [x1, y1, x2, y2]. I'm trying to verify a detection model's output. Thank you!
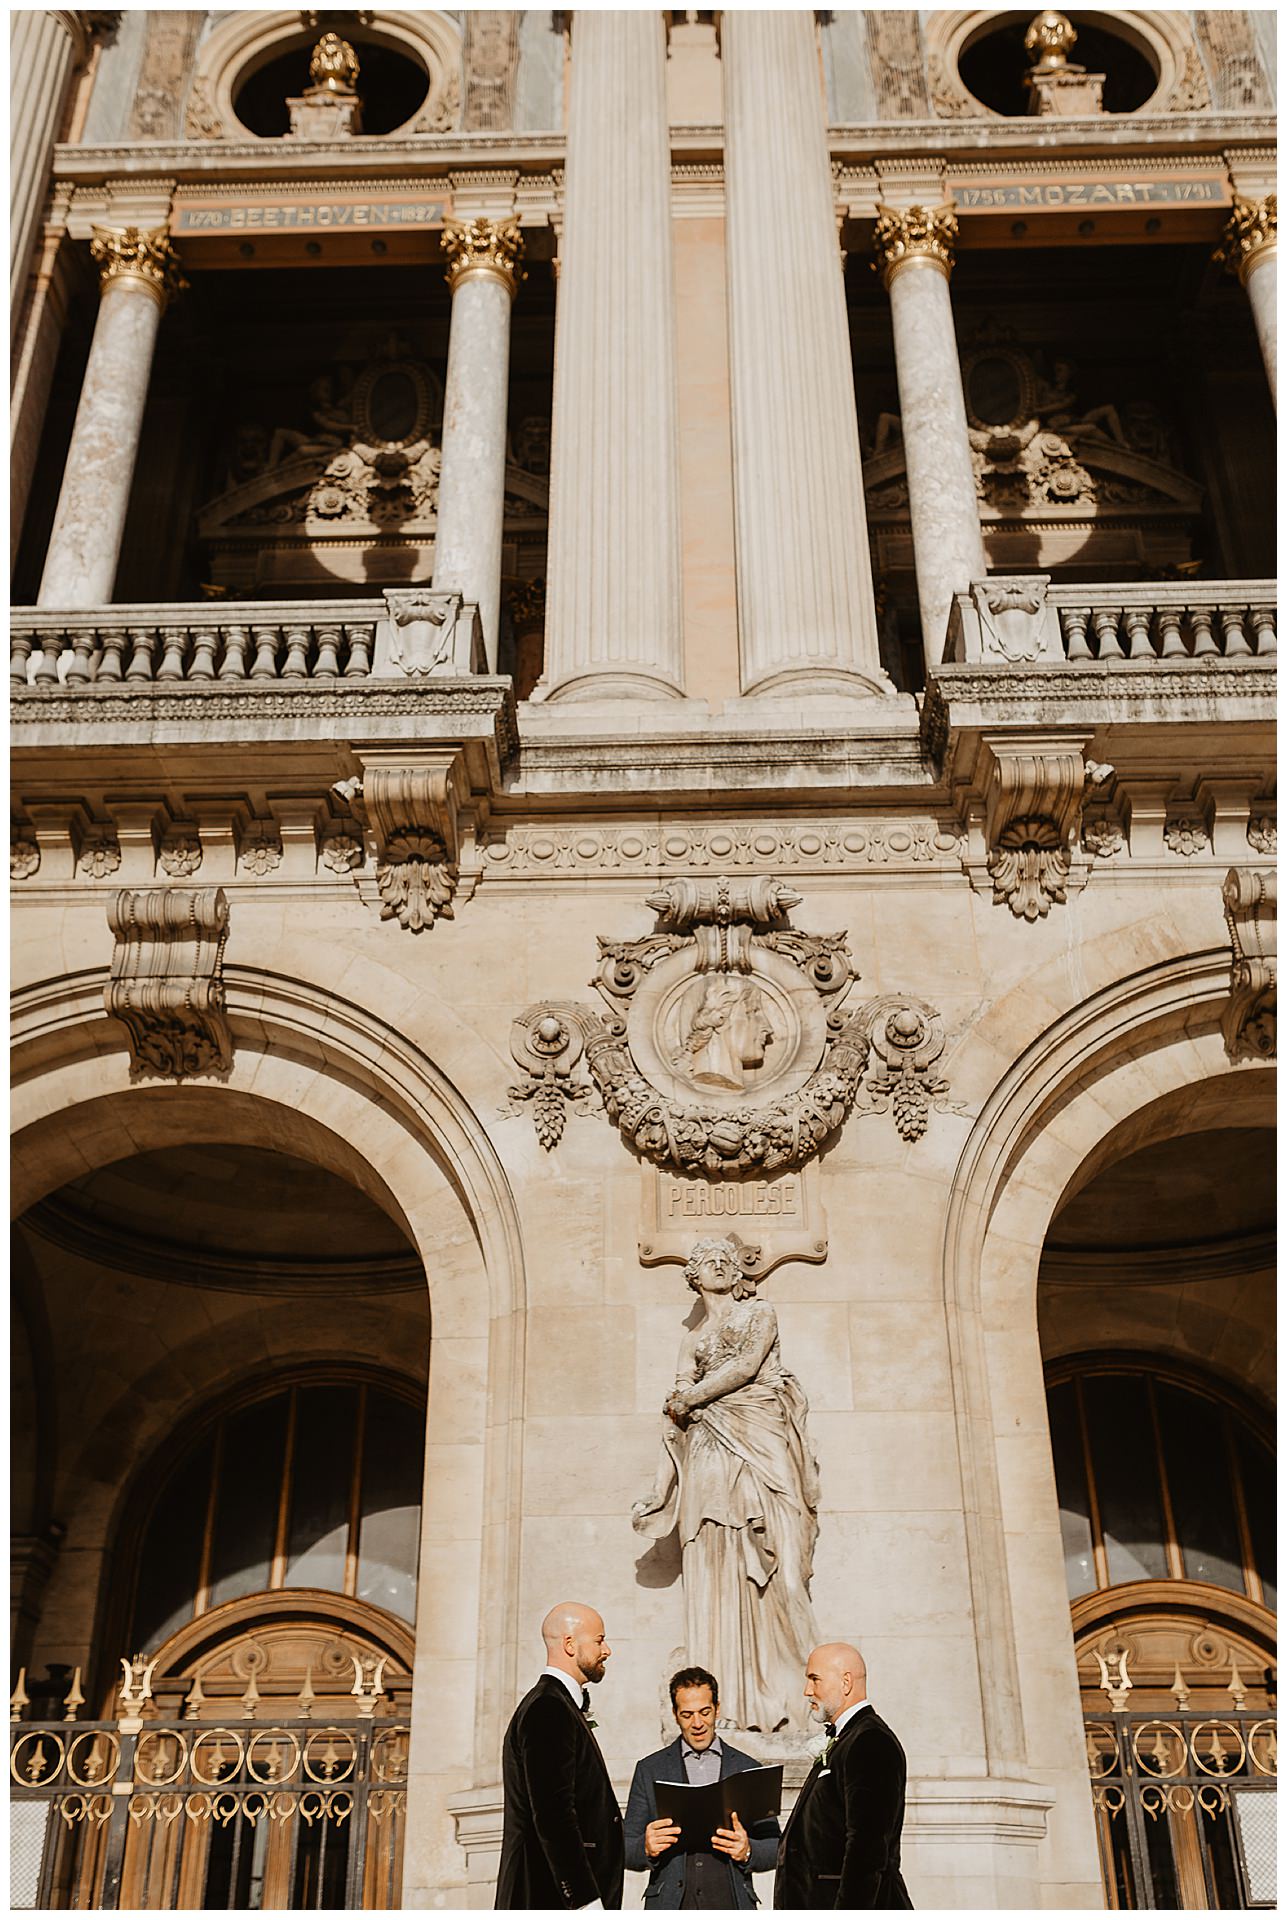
[1216, 194, 1277, 284]
[872, 203, 959, 287]
[441, 217, 525, 297]
[89, 227, 187, 309]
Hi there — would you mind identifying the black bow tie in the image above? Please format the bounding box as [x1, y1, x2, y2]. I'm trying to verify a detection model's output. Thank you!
[823, 1722, 836, 1738]
[580, 1688, 591, 1714]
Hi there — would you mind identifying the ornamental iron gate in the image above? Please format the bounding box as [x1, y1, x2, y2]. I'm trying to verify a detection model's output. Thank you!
[1086, 1704, 1276, 1908]
[9, 1661, 408, 1910]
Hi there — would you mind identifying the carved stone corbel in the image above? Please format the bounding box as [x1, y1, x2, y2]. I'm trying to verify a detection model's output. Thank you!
[105, 887, 231, 1078]
[360, 760, 464, 933]
[1222, 867, 1276, 1061]
[984, 745, 1091, 920]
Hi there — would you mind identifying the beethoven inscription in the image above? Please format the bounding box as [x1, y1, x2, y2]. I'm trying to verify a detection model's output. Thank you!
[173, 198, 446, 235]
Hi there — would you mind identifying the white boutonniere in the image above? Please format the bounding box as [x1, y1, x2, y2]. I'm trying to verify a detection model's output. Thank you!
[806, 1729, 835, 1767]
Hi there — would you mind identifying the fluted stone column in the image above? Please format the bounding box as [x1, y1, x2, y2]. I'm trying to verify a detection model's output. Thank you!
[540, 10, 684, 701]
[431, 218, 524, 670]
[38, 227, 185, 608]
[722, 10, 887, 699]
[873, 204, 988, 666]
[1219, 195, 1276, 406]
[10, 11, 88, 344]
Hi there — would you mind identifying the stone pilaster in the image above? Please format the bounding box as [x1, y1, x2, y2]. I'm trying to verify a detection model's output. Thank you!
[431, 217, 524, 669]
[10, 11, 92, 344]
[873, 203, 989, 666]
[539, 10, 684, 702]
[37, 227, 185, 608]
[722, 10, 888, 699]
[1218, 195, 1276, 406]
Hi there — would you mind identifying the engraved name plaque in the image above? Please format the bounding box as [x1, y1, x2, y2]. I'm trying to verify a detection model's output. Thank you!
[639, 1165, 827, 1275]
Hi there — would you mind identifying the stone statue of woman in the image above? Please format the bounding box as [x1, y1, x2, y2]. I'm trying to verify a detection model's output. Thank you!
[632, 1235, 820, 1734]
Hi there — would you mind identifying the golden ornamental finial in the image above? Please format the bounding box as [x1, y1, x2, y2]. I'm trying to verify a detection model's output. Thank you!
[440, 218, 526, 297]
[871, 204, 959, 287]
[1025, 9, 1077, 72]
[1215, 194, 1277, 284]
[89, 227, 187, 308]
[309, 30, 360, 95]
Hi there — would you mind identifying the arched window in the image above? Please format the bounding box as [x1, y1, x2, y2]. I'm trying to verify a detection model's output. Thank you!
[131, 1374, 426, 1655]
[1046, 1358, 1275, 1610]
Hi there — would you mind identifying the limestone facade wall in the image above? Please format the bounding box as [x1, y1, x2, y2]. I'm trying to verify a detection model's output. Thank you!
[12, 854, 1271, 1907]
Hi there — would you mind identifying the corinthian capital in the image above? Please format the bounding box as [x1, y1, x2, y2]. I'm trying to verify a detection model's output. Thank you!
[89, 227, 187, 308]
[871, 204, 959, 287]
[441, 217, 525, 297]
[1216, 195, 1277, 284]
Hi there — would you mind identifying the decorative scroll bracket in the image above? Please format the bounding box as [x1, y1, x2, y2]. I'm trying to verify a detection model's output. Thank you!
[105, 887, 231, 1079]
[1222, 866, 1276, 1062]
[981, 740, 1104, 920]
[348, 749, 468, 933]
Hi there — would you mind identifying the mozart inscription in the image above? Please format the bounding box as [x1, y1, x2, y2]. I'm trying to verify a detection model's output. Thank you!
[954, 177, 1228, 211]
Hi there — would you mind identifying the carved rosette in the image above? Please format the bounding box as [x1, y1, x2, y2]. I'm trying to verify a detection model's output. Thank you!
[11, 831, 40, 880]
[1222, 867, 1276, 1062]
[440, 218, 525, 298]
[509, 880, 955, 1171]
[105, 887, 232, 1079]
[89, 227, 188, 309]
[871, 204, 959, 287]
[1215, 196, 1277, 285]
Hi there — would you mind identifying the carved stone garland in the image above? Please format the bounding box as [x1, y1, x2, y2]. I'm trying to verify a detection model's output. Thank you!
[105, 888, 232, 1079]
[509, 878, 954, 1168]
[1222, 867, 1276, 1063]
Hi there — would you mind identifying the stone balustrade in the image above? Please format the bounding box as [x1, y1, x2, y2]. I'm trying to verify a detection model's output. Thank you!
[11, 601, 382, 687]
[946, 579, 1276, 668]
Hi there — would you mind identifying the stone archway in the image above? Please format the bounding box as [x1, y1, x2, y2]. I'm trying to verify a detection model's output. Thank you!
[937, 943, 1273, 1903]
[11, 964, 529, 1908]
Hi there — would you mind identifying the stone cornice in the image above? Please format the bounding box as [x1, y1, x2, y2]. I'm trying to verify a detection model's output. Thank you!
[922, 660, 1277, 762]
[52, 120, 1274, 191]
[11, 679, 519, 764]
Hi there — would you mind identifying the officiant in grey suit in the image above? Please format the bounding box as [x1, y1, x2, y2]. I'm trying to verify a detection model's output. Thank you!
[624, 1667, 780, 1910]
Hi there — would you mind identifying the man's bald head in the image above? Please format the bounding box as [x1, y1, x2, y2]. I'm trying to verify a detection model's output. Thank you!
[803, 1642, 868, 1725]
[541, 1602, 612, 1685]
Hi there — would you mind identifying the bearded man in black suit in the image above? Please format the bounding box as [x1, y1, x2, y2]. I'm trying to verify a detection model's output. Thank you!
[496, 1601, 625, 1910]
[774, 1643, 912, 1910]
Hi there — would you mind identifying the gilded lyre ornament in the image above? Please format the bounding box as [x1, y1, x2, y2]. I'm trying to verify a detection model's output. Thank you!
[1024, 9, 1077, 72]
[309, 30, 361, 95]
[89, 227, 187, 309]
[441, 217, 526, 297]
[871, 204, 959, 287]
[1215, 195, 1278, 285]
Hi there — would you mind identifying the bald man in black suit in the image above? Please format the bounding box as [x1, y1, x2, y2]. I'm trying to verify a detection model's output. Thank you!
[775, 1643, 912, 1909]
[496, 1602, 625, 1910]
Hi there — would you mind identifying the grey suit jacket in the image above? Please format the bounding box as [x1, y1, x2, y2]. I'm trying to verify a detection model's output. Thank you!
[623, 1735, 780, 1910]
